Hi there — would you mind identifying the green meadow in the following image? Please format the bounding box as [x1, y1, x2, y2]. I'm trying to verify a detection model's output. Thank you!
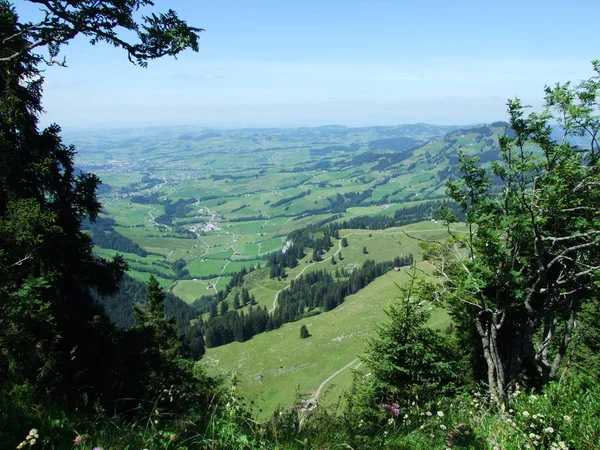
[203, 263, 450, 417]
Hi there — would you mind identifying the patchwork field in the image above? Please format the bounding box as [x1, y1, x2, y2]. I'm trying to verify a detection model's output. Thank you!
[70, 123, 510, 415]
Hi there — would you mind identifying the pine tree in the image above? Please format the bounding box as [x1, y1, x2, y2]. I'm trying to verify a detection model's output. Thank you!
[300, 324, 310, 339]
[219, 300, 229, 315]
[241, 288, 250, 306]
[134, 276, 183, 359]
[232, 292, 241, 309]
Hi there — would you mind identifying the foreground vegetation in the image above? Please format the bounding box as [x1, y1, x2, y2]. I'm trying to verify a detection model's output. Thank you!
[2, 1, 600, 449]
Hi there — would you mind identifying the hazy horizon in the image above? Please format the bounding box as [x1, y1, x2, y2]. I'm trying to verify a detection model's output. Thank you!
[16, 0, 600, 129]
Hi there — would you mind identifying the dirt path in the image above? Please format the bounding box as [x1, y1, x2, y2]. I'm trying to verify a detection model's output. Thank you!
[311, 359, 361, 402]
[213, 260, 231, 293]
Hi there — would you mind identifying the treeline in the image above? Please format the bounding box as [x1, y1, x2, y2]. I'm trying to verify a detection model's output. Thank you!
[230, 204, 248, 213]
[334, 200, 464, 230]
[271, 190, 310, 208]
[96, 273, 196, 335]
[130, 192, 162, 204]
[288, 189, 374, 219]
[203, 303, 271, 348]
[290, 159, 332, 172]
[268, 226, 337, 278]
[274, 255, 413, 324]
[367, 136, 420, 152]
[202, 254, 413, 349]
[309, 143, 360, 157]
[156, 198, 197, 225]
[191, 266, 258, 315]
[267, 201, 458, 277]
[119, 173, 163, 194]
[227, 215, 269, 222]
[82, 217, 148, 257]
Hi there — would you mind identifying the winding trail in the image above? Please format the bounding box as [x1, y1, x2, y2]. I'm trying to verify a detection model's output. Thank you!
[213, 261, 231, 293]
[310, 359, 361, 402]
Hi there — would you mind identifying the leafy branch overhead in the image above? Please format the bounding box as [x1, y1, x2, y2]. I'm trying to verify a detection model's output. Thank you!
[1, 0, 203, 66]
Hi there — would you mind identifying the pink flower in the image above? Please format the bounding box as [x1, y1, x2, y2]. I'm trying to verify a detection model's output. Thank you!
[74, 435, 83, 444]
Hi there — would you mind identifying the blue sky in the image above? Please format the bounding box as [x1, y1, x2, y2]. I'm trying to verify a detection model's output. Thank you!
[15, 0, 600, 129]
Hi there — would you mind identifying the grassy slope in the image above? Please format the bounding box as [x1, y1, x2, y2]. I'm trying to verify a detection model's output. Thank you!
[202, 222, 463, 416]
[203, 263, 450, 418]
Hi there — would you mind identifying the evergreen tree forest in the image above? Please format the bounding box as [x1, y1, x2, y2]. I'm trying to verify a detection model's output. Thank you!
[2, 0, 600, 448]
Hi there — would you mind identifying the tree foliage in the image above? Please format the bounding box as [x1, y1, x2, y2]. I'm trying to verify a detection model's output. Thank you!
[299, 324, 310, 339]
[1, 0, 203, 66]
[361, 276, 458, 405]
[430, 61, 600, 408]
[0, 0, 205, 430]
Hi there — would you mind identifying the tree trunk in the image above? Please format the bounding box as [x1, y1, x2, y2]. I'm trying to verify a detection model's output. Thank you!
[475, 312, 508, 410]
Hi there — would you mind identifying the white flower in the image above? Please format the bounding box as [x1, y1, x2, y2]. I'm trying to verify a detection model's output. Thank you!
[544, 427, 554, 434]
[440, 424, 447, 430]
[529, 433, 536, 439]
[426, 411, 432, 416]
[522, 411, 530, 417]
[563, 415, 571, 422]
[437, 411, 444, 417]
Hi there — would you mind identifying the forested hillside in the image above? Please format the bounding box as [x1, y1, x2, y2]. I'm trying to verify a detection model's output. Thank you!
[2, 1, 600, 449]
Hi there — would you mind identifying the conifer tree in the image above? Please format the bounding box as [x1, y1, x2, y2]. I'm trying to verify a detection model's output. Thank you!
[300, 324, 310, 339]
[232, 292, 241, 309]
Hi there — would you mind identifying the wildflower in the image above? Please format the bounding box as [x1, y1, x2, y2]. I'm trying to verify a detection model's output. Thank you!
[388, 418, 394, 426]
[522, 411, 530, 417]
[529, 433, 536, 439]
[29, 439, 36, 446]
[74, 436, 83, 445]
[440, 424, 447, 430]
[426, 411, 432, 416]
[92, 448, 103, 450]
[29, 430, 38, 437]
[543, 427, 554, 434]
[170, 434, 176, 441]
[437, 411, 444, 418]
[563, 415, 571, 422]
